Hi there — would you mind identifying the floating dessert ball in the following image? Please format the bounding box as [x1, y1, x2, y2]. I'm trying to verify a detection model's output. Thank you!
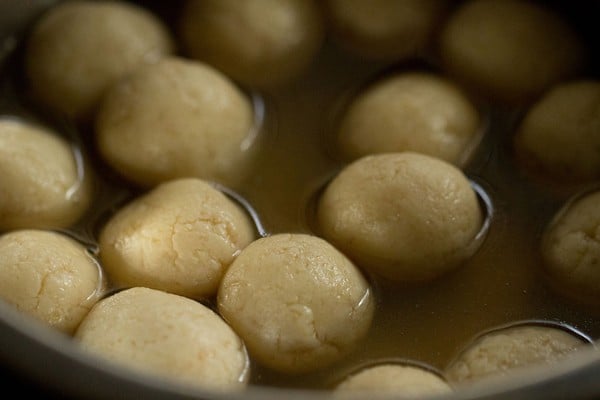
[95, 56, 256, 188]
[179, 0, 324, 88]
[98, 178, 255, 299]
[334, 363, 453, 396]
[0, 229, 103, 334]
[446, 323, 589, 384]
[541, 190, 600, 308]
[317, 152, 483, 282]
[514, 80, 600, 181]
[218, 233, 374, 374]
[0, 118, 92, 231]
[336, 72, 480, 165]
[439, 0, 585, 104]
[75, 287, 249, 391]
[324, 0, 449, 60]
[25, 0, 174, 120]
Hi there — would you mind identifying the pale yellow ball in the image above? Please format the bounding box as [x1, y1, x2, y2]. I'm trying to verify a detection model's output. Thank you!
[0, 229, 104, 334]
[95, 57, 256, 188]
[0, 118, 92, 231]
[542, 190, 600, 307]
[179, 0, 324, 88]
[218, 233, 374, 374]
[439, 0, 585, 104]
[25, 0, 174, 120]
[317, 152, 483, 282]
[337, 72, 480, 165]
[75, 287, 249, 391]
[446, 324, 589, 384]
[325, 0, 449, 60]
[99, 178, 255, 299]
[514, 80, 600, 181]
[335, 364, 453, 396]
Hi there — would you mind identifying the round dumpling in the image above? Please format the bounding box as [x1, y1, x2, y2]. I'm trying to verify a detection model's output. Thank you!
[218, 233, 374, 374]
[317, 152, 483, 282]
[0, 118, 92, 231]
[75, 287, 249, 391]
[541, 190, 600, 308]
[179, 0, 324, 88]
[25, 0, 174, 120]
[324, 0, 449, 60]
[336, 72, 480, 165]
[439, 0, 585, 104]
[513, 80, 600, 181]
[334, 363, 452, 396]
[0, 229, 104, 334]
[99, 178, 256, 299]
[95, 56, 257, 188]
[446, 323, 590, 385]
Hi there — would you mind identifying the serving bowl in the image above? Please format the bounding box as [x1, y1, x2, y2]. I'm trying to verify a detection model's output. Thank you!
[0, 1, 598, 399]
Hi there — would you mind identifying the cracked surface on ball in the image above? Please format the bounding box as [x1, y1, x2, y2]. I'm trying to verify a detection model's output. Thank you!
[217, 233, 374, 374]
[99, 178, 255, 299]
[446, 324, 587, 385]
[0, 229, 103, 334]
[542, 190, 600, 307]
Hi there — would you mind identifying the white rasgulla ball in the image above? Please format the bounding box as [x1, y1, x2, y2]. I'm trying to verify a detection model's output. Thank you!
[74, 287, 249, 391]
[514, 80, 600, 181]
[317, 152, 483, 282]
[179, 0, 324, 88]
[446, 324, 589, 385]
[0, 118, 92, 231]
[218, 233, 374, 374]
[99, 178, 256, 299]
[334, 363, 453, 396]
[95, 56, 256, 188]
[324, 0, 449, 60]
[439, 0, 585, 104]
[336, 72, 480, 165]
[0, 229, 104, 334]
[541, 190, 600, 308]
[25, 0, 174, 120]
